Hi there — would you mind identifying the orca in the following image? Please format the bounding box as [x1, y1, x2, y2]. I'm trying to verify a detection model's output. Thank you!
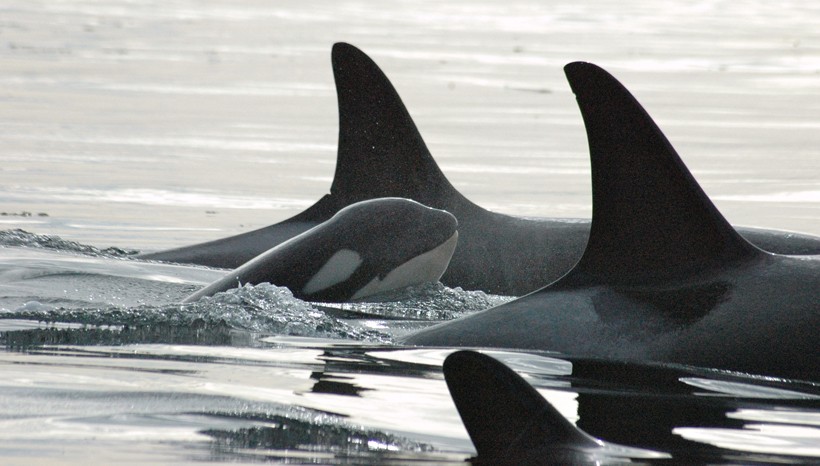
[183, 198, 457, 303]
[404, 63, 820, 382]
[443, 350, 665, 465]
[140, 43, 820, 296]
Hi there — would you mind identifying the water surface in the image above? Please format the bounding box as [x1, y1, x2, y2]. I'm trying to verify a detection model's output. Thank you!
[1, 1, 819, 464]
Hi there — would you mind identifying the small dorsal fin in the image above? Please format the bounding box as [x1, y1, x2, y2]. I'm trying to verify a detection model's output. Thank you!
[443, 351, 599, 458]
[560, 62, 761, 285]
[330, 43, 467, 207]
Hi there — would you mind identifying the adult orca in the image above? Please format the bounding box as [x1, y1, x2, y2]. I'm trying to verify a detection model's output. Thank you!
[405, 63, 820, 382]
[183, 198, 457, 303]
[139, 43, 820, 296]
[443, 350, 666, 465]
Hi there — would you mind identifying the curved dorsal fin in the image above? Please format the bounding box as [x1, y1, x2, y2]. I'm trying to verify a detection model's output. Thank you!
[330, 43, 467, 207]
[561, 62, 761, 286]
[443, 351, 599, 458]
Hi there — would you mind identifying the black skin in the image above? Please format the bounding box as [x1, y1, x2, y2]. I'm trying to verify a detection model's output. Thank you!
[183, 198, 457, 303]
[403, 63, 820, 383]
[140, 44, 820, 297]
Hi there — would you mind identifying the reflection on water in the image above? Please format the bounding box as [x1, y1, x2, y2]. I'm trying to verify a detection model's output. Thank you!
[715, 190, 820, 203]
[1, 0, 819, 463]
[1, 214, 818, 464]
[1, 245, 814, 463]
[3, 0, 819, 250]
[1, 330, 819, 464]
[0, 244, 818, 465]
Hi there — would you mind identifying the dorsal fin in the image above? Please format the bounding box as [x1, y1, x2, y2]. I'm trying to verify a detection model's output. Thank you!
[560, 62, 761, 286]
[443, 351, 599, 458]
[330, 43, 468, 207]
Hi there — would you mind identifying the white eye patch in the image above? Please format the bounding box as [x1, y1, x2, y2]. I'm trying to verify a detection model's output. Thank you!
[302, 249, 363, 295]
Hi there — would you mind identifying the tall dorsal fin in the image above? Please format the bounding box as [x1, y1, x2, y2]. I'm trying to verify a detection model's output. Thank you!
[443, 351, 599, 458]
[560, 62, 761, 286]
[330, 43, 467, 207]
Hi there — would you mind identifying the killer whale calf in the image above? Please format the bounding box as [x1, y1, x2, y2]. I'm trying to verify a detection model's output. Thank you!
[183, 198, 457, 303]
[139, 43, 820, 296]
[443, 350, 666, 465]
[137, 42, 585, 295]
[405, 63, 820, 382]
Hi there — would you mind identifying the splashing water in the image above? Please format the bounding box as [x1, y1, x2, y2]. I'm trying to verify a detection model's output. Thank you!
[0, 229, 139, 258]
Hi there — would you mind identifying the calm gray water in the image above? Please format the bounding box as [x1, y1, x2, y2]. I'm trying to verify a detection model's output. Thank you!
[2, 0, 819, 249]
[1, 1, 819, 464]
